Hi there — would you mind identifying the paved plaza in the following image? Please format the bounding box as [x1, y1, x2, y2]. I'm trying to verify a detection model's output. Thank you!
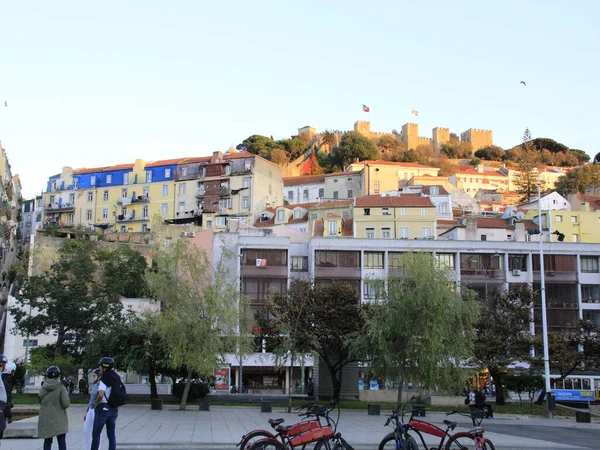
[1, 405, 599, 450]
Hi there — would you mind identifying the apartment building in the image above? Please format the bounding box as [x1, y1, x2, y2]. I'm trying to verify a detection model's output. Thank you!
[449, 165, 509, 195]
[171, 151, 283, 231]
[283, 174, 325, 204]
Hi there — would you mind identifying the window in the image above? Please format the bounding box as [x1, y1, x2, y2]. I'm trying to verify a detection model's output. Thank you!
[219, 198, 231, 210]
[364, 208, 370, 216]
[124, 173, 129, 185]
[436, 253, 455, 270]
[162, 185, 169, 196]
[556, 215, 563, 222]
[121, 189, 128, 199]
[509, 254, 527, 271]
[294, 210, 302, 219]
[243, 177, 250, 188]
[347, 189, 353, 198]
[90, 175, 96, 186]
[440, 202, 449, 215]
[333, 191, 339, 199]
[571, 216, 578, 223]
[421, 208, 428, 216]
[366, 228, 375, 239]
[225, 165, 231, 175]
[381, 227, 391, 239]
[86, 210, 93, 220]
[277, 210, 285, 221]
[243, 249, 288, 266]
[342, 210, 350, 219]
[398, 227, 409, 239]
[374, 181, 380, 194]
[382, 208, 390, 216]
[421, 227, 432, 238]
[177, 183, 185, 195]
[146, 171, 153, 183]
[581, 256, 599, 273]
[143, 187, 149, 198]
[365, 252, 384, 269]
[573, 234, 579, 242]
[102, 208, 108, 219]
[400, 208, 407, 216]
[23, 339, 38, 348]
[430, 187, 438, 195]
[303, 190, 309, 200]
[161, 204, 168, 215]
[311, 213, 318, 221]
[165, 237, 172, 248]
[178, 202, 185, 213]
[49, 195, 55, 204]
[269, 184, 272, 195]
[141, 224, 148, 232]
[165, 168, 171, 178]
[481, 234, 487, 241]
[120, 225, 126, 232]
[142, 205, 148, 219]
[242, 197, 249, 209]
[328, 220, 337, 235]
[318, 188, 324, 198]
[288, 190, 294, 201]
[103, 190, 109, 201]
[106, 174, 112, 184]
[121, 206, 127, 216]
[69, 193, 75, 204]
[364, 280, 383, 300]
[291, 256, 308, 272]
[206, 220, 212, 228]
[87, 191, 93, 202]
[216, 216, 227, 227]
[315, 250, 359, 268]
[582, 285, 600, 303]
[243, 278, 288, 304]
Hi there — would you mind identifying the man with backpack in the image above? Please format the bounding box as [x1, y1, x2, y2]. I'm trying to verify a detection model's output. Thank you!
[91, 357, 127, 450]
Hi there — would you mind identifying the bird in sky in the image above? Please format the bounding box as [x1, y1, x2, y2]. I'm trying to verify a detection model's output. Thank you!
[411, 108, 419, 116]
[3, 101, 7, 107]
[520, 81, 527, 86]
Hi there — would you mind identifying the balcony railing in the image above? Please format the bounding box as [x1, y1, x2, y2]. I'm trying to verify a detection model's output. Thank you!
[116, 214, 149, 222]
[117, 196, 150, 205]
[46, 203, 75, 211]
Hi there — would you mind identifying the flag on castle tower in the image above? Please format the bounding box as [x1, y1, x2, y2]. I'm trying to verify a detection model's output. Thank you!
[362, 104, 370, 113]
[411, 108, 419, 116]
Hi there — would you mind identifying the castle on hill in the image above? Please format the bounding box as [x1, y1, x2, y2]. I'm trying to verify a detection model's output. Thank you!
[298, 121, 493, 153]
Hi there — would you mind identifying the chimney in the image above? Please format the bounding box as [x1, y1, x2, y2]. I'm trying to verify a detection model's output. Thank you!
[476, 164, 485, 173]
[212, 151, 223, 163]
[466, 216, 478, 240]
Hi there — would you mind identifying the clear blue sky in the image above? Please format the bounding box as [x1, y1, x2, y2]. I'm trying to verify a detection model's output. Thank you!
[1, 0, 599, 197]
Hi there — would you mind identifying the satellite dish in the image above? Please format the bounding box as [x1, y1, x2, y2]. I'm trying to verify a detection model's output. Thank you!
[594, 152, 600, 164]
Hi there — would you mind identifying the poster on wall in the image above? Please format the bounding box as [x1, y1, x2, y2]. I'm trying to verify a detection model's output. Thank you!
[214, 367, 230, 390]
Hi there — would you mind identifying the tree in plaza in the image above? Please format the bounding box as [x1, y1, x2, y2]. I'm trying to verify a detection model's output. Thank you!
[555, 164, 600, 195]
[146, 239, 243, 410]
[10, 240, 144, 358]
[329, 131, 378, 169]
[534, 319, 600, 404]
[353, 252, 480, 403]
[471, 285, 535, 406]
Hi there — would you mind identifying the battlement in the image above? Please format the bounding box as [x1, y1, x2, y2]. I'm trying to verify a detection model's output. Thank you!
[462, 128, 492, 135]
[433, 127, 450, 132]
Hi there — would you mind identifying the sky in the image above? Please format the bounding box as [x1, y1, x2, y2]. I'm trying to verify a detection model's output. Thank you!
[1, 0, 599, 198]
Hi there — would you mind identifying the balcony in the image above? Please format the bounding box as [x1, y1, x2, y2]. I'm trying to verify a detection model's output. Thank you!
[116, 214, 149, 223]
[219, 188, 231, 197]
[46, 203, 75, 212]
[117, 196, 150, 205]
[532, 270, 577, 283]
[460, 269, 506, 282]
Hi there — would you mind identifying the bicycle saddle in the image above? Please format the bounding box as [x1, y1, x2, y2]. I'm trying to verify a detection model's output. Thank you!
[443, 420, 458, 429]
[275, 425, 295, 433]
[268, 418, 285, 426]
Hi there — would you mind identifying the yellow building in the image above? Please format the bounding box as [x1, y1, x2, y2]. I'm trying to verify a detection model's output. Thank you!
[525, 209, 600, 243]
[499, 165, 568, 192]
[353, 195, 437, 239]
[450, 165, 509, 196]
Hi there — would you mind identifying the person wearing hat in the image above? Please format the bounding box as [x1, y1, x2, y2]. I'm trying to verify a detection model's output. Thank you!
[2, 360, 16, 430]
[91, 357, 119, 450]
[0, 355, 8, 440]
[38, 366, 70, 450]
[84, 369, 102, 450]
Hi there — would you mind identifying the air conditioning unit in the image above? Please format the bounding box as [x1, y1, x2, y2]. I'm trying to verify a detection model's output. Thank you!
[180, 231, 186, 237]
[187, 232, 196, 237]
[512, 269, 521, 276]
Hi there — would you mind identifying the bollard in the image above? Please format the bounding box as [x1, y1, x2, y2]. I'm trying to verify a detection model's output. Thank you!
[261, 401, 272, 413]
[367, 404, 380, 415]
[576, 411, 591, 423]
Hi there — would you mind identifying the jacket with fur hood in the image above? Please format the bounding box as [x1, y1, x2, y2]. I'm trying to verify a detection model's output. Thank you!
[38, 378, 70, 439]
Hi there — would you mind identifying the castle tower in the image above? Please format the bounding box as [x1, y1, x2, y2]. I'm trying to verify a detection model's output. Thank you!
[354, 121, 372, 137]
[298, 126, 317, 139]
[401, 123, 419, 150]
[460, 128, 493, 152]
[432, 127, 450, 153]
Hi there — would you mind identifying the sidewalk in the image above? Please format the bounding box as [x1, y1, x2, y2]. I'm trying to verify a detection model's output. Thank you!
[2, 405, 599, 450]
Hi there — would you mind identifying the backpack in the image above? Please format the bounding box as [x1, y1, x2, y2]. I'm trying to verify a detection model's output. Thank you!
[107, 375, 128, 408]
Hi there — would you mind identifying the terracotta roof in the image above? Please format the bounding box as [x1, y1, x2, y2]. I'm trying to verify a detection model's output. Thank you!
[283, 174, 326, 186]
[146, 158, 186, 167]
[355, 160, 440, 169]
[324, 170, 361, 177]
[355, 195, 434, 208]
[421, 185, 449, 195]
[309, 200, 353, 209]
[180, 152, 256, 164]
[253, 215, 275, 227]
[438, 219, 458, 226]
[455, 168, 506, 176]
[580, 195, 600, 210]
[73, 166, 111, 175]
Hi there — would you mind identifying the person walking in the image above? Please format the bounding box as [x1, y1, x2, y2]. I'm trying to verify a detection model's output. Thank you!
[91, 357, 120, 450]
[2, 361, 16, 429]
[84, 369, 102, 450]
[38, 366, 70, 450]
[0, 355, 8, 441]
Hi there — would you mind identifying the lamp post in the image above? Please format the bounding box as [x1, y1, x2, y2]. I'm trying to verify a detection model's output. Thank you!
[536, 176, 552, 418]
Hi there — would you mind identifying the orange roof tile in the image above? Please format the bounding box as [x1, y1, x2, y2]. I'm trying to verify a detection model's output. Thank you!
[455, 168, 506, 176]
[146, 158, 186, 167]
[355, 195, 434, 208]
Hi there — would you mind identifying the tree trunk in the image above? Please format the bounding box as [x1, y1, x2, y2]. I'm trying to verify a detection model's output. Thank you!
[489, 370, 505, 406]
[287, 351, 295, 413]
[397, 377, 405, 405]
[179, 367, 193, 411]
[535, 387, 546, 405]
[148, 363, 158, 399]
[55, 326, 66, 357]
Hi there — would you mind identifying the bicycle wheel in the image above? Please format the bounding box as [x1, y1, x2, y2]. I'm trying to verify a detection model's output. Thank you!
[445, 434, 495, 450]
[238, 430, 276, 450]
[247, 437, 285, 450]
[378, 433, 418, 450]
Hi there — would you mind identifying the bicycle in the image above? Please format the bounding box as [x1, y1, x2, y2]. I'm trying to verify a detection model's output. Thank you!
[247, 400, 354, 450]
[377, 405, 419, 450]
[379, 405, 495, 450]
[237, 402, 331, 450]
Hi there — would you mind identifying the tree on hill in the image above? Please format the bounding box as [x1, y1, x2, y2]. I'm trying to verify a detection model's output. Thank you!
[474, 145, 505, 161]
[555, 164, 600, 195]
[504, 131, 586, 167]
[331, 131, 379, 168]
[568, 149, 590, 164]
[377, 135, 406, 160]
[514, 129, 545, 202]
[237, 135, 285, 161]
[279, 137, 308, 160]
[320, 130, 338, 150]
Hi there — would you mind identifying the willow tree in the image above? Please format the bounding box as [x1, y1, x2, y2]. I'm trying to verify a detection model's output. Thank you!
[355, 252, 480, 403]
[146, 239, 244, 410]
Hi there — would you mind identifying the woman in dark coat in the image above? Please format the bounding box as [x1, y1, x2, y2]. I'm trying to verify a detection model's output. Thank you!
[38, 366, 70, 450]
